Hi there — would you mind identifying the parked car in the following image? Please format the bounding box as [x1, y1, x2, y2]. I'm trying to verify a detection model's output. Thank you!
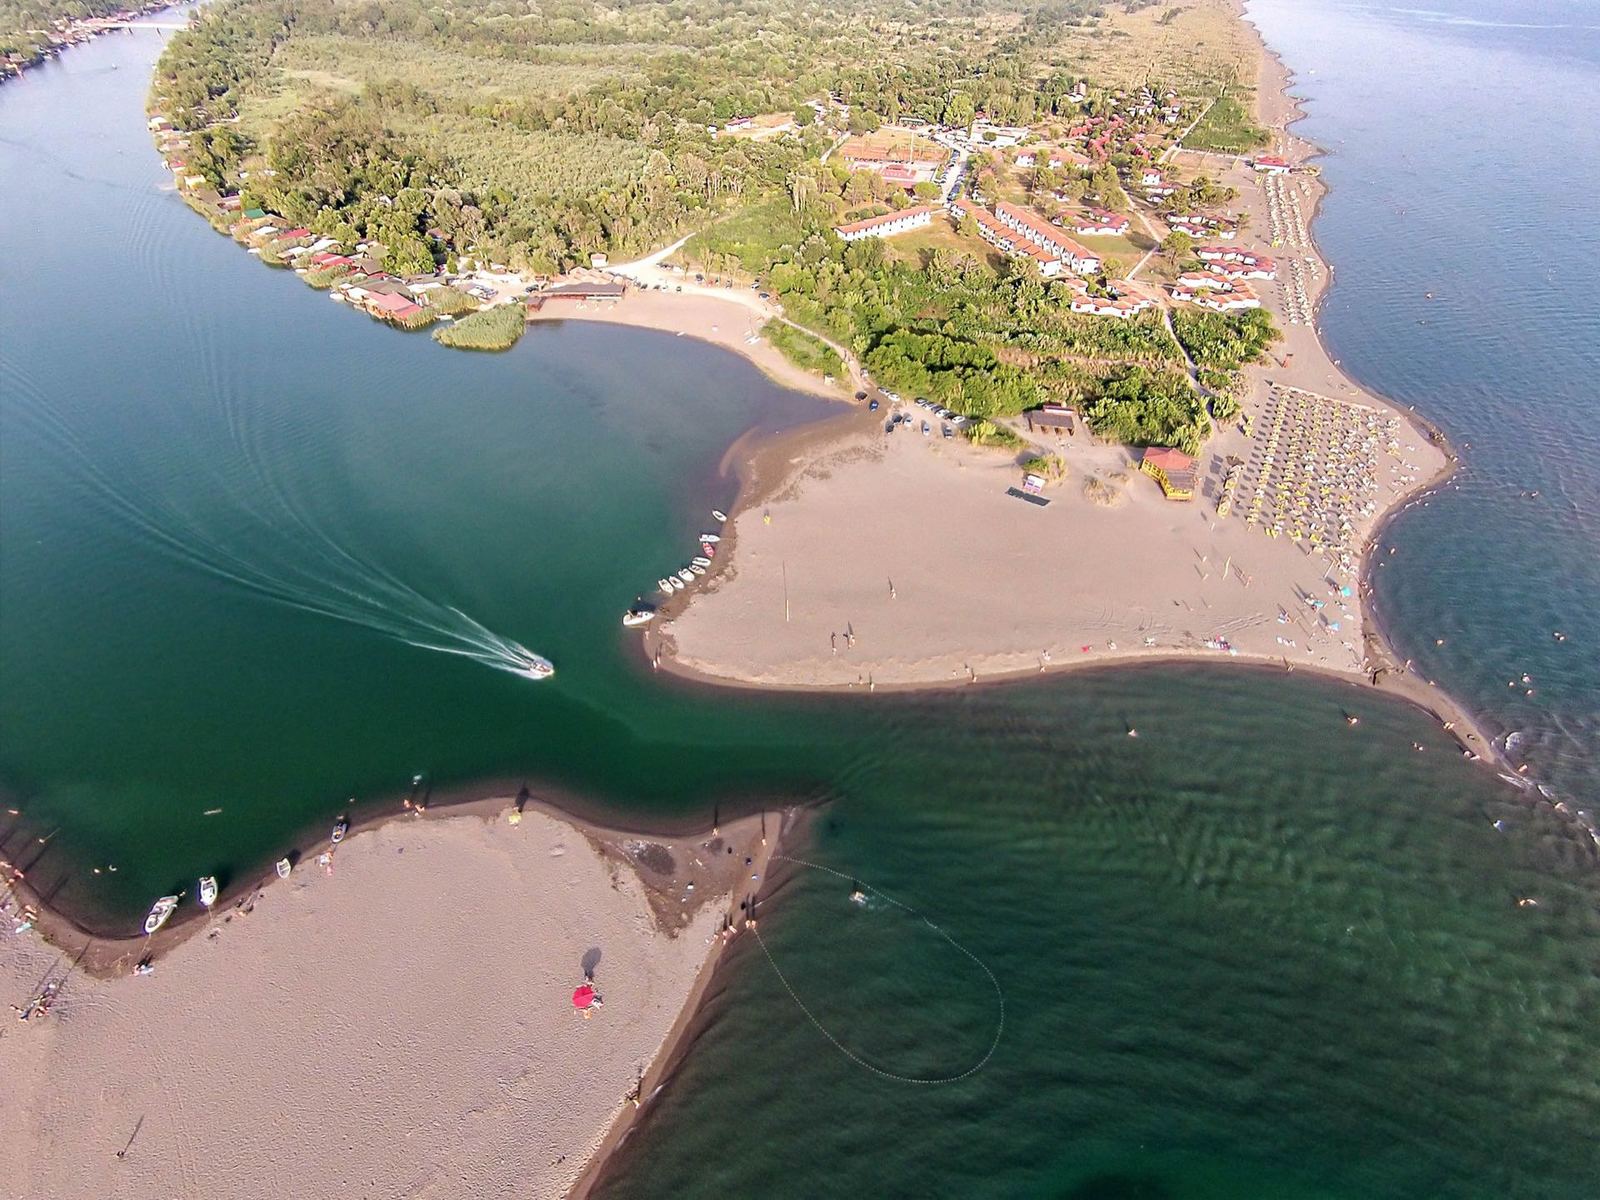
[868, 398, 880, 411]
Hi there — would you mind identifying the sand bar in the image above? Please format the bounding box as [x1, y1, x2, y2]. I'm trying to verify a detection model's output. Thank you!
[1, 803, 780, 1199]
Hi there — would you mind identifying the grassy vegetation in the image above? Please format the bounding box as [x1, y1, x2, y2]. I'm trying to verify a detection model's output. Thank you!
[431, 303, 526, 350]
[763, 320, 844, 378]
[1043, 0, 1256, 92]
[964, 419, 1026, 451]
[1184, 91, 1269, 154]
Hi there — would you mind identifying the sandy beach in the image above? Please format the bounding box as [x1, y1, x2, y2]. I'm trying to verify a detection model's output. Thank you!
[625, 2, 1506, 763]
[1, 803, 779, 1200]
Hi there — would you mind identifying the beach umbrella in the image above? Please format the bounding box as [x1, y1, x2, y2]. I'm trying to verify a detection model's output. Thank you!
[572, 984, 596, 1010]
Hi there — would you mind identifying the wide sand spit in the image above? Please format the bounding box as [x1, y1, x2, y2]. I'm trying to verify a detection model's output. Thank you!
[2, 805, 778, 1200]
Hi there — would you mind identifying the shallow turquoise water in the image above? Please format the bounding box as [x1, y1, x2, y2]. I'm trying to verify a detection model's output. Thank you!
[0, 9, 1596, 1199]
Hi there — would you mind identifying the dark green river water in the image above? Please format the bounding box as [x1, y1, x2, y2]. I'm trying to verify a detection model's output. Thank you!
[1, 10, 1596, 1198]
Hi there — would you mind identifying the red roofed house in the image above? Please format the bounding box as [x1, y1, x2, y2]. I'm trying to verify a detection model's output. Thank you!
[1251, 155, 1291, 174]
[365, 290, 425, 321]
[1070, 286, 1153, 319]
[1140, 447, 1198, 500]
[1072, 209, 1130, 237]
[879, 164, 919, 189]
[835, 205, 935, 242]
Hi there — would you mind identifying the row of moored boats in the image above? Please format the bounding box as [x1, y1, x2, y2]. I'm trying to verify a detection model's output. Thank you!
[622, 508, 728, 628]
[142, 817, 349, 935]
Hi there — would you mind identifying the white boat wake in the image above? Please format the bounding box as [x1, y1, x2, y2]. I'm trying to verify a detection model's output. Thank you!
[4, 363, 553, 679]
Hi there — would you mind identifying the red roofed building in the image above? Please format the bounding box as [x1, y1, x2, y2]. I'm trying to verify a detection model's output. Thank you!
[835, 205, 935, 241]
[365, 290, 425, 320]
[1251, 155, 1291, 174]
[1140, 447, 1198, 499]
[993, 202, 1100, 275]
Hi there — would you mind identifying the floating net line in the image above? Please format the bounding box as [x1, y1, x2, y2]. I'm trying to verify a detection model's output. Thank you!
[750, 854, 1004, 1086]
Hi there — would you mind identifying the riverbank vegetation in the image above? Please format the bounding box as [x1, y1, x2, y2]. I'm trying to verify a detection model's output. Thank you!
[432, 304, 526, 351]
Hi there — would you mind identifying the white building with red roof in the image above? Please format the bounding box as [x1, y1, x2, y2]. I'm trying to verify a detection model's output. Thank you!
[992, 202, 1100, 274]
[1072, 209, 1130, 237]
[834, 205, 935, 242]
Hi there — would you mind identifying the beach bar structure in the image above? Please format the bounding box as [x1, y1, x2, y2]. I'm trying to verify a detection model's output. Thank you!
[527, 280, 627, 310]
[834, 205, 935, 242]
[1026, 405, 1076, 435]
[1140, 447, 1198, 500]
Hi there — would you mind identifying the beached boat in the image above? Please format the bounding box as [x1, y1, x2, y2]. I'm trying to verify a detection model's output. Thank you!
[698, 533, 721, 543]
[197, 875, 218, 908]
[657, 578, 674, 594]
[275, 857, 292, 879]
[689, 563, 707, 576]
[622, 607, 656, 627]
[711, 509, 728, 523]
[677, 569, 695, 584]
[691, 555, 712, 568]
[331, 819, 348, 845]
[143, 895, 178, 935]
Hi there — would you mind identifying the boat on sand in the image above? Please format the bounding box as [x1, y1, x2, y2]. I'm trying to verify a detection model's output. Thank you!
[143, 895, 178, 935]
[197, 875, 218, 908]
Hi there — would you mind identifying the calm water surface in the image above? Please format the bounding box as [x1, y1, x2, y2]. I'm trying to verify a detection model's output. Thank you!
[0, 10, 1596, 1199]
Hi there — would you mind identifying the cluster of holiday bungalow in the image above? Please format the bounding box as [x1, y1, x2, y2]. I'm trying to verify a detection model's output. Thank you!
[832, 201, 1155, 319]
[1169, 246, 1276, 312]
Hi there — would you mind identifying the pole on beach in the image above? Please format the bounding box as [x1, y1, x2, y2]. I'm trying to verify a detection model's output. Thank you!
[782, 560, 790, 622]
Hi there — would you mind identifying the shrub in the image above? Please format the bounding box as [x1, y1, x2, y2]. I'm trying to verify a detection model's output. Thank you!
[964, 419, 1025, 451]
[1021, 453, 1069, 484]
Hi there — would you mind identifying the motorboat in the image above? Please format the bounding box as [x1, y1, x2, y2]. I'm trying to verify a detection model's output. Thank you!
[622, 607, 656, 627]
[698, 533, 721, 543]
[143, 895, 178, 935]
[677, 569, 695, 584]
[691, 556, 711, 568]
[657, 578, 674, 594]
[331, 819, 348, 845]
[689, 563, 707, 576]
[667, 575, 686, 592]
[711, 509, 728, 523]
[275, 857, 292, 879]
[514, 654, 556, 680]
[197, 876, 219, 908]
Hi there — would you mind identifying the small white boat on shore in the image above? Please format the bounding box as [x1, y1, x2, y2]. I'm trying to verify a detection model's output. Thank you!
[622, 607, 656, 627]
[692, 555, 711, 568]
[197, 876, 218, 908]
[698, 533, 721, 543]
[677, 569, 695, 584]
[331, 819, 348, 845]
[667, 575, 686, 592]
[657, 578, 674, 594]
[689, 563, 706, 576]
[275, 857, 292, 879]
[711, 509, 728, 523]
[143, 895, 178, 935]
